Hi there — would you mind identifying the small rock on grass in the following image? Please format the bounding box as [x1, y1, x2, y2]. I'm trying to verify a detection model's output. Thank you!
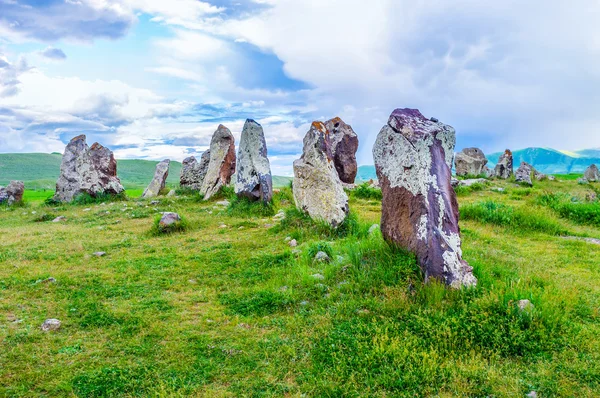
[219, 224, 228, 229]
[311, 273, 325, 280]
[288, 239, 297, 247]
[52, 216, 66, 223]
[93, 252, 106, 257]
[518, 299, 534, 312]
[159, 212, 181, 227]
[216, 200, 230, 206]
[527, 391, 537, 398]
[368, 224, 379, 235]
[41, 318, 61, 332]
[314, 251, 330, 262]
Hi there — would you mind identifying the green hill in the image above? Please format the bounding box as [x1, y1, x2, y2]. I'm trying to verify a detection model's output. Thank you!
[0, 153, 292, 191]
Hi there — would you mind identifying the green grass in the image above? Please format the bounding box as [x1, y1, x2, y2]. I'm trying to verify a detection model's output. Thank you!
[1, 177, 599, 396]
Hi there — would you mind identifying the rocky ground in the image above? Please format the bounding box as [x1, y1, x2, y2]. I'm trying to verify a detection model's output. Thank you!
[0, 177, 599, 397]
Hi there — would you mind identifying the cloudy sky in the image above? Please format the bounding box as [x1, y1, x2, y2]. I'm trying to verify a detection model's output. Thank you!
[1, 0, 599, 175]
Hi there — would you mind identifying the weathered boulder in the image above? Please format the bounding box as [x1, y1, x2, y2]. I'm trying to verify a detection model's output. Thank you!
[180, 150, 210, 190]
[159, 212, 181, 228]
[324, 117, 359, 184]
[142, 159, 170, 198]
[483, 165, 495, 178]
[200, 125, 236, 200]
[494, 149, 513, 179]
[235, 119, 273, 203]
[584, 164, 600, 182]
[293, 121, 349, 227]
[454, 147, 488, 177]
[534, 169, 547, 181]
[515, 162, 534, 186]
[458, 178, 487, 187]
[373, 108, 476, 288]
[0, 180, 24, 205]
[54, 135, 124, 202]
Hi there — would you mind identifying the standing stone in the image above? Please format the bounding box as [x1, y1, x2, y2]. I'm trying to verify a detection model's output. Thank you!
[454, 147, 488, 177]
[293, 121, 349, 227]
[200, 125, 236, 200]
[0, 180, 25, 205]
[235, 119, 273, 203]
[142, 159, 170, 198]
[494, 149, 513, 179]
[373, 108, 476, 288]
[53, 135, 124, 202]
[515, 162, 534, 186]
[180, 150, 211, 190]
[324, 117, 359, 184]
[584, 164, 600, 182]
[533, 169, 547, 181]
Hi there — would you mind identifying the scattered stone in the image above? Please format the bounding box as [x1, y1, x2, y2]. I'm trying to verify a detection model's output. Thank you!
[200, 125, 236, 200]
[578, 178, 589, 185]
[150, 200, 160, 205]
[367, 179, 380, 189]
[41, 318, 61, 332]
[41, 277, 57, 284]
[299, 301, 309, 306]
[93, 252, 106, 257]
[235, 119, 273, 203]
[584, 164, 600, 182]
[293, 122, 349, 227]
[167, 189, 176, 197]
[215, 200, 230, 207]
[458, 178, 487, 187]
[454, 148, 488, 177]
[142, 159, 170, 198]
[264, 223, 274, 228]
[491, 187, 505, 192]
[0, 180, 25, 205]
[273, 210, 286, 221]
[314, 251, 331, 263]
[526, 391, 537, 398]
[494, 149, 514, 179]
[368, 224, 379, 235]
[54, 135, 124, 202]
[373, 108, 476, 288]
[324, 117, 359, 184]
[219, 224, 228, 229]
[180, 150, 211, 190]
[547, 175, 556, 181]
[279, 285, 289, 292]
[533, 169, 547, 181]
[515, 162, 534, 186]
[288, 239, 298, 247]
[159, 212, 181, 228]
[450, 177, 460, 188]
[517, 299, 534, 312]
[52, 216, 66, 223]
[284, 236, 292, 242]
[311, 273, 325, 280]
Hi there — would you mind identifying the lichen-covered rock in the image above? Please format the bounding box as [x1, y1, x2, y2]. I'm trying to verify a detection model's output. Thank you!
[180, 150, 210, 190]
[494, 149, 513, 179]
[293, 122, 349, 227]
[454, 147, 488, 177]
[373, 108, 476, 288]
[142, 159, 170, 198]
[54, 135, 124, 202]
[159, 212, 181, 228]
[515, 162, 534, 186]
[200, 125, 236, 200]
[0, 180, 24, 205]
[235, 119, 273, 203]
[324, 117, 359, 184]
[584, 164, 600, 182]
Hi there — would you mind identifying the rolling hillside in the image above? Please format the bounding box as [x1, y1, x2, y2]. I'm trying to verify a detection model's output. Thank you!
[0, 153, 292, 190]
[487, 148, 600, 174]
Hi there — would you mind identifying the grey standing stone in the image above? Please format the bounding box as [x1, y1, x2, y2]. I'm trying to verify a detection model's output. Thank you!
[454, 147, 488, 177]
[324, 117, 359, 184]
[293, 122, 349, 227]
[200, 125, 236, 200]
[54, 135, 124, 202]
[0, 180, 24, 205]
[180, 150, 211, 190]
[142, 159, 170, 198]
[515, 162, 534, 186]
[584, 164, 600, 182]
[235, 119, 273, 203]
[373, 108, 476, 288]
[494, 149, 513, 179]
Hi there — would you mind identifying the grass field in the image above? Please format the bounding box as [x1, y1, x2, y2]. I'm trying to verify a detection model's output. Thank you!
[1, 177, 599, 396]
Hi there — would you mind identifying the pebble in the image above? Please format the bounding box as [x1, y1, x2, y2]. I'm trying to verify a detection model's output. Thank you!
[288, 239, 298, 247]
[314, 251, 331, 262]
[93, 252, 106, 257]
[52, 216, 66, 223]
[41, 318, 61, 332]
[311, 273, 325, 280]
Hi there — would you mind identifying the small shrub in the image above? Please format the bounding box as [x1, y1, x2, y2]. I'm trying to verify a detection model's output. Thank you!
[150, 214, 188, 235]
[351, 183, 382, 200]
[226, 195, 275, 218]
[537, 192, 600, 227]
[33, 213, 56, 222]
[219, 290, 293, 316]
[461, 200, 568, 235]
[273, 208, 368, 240]
[306, 241, 333, 259]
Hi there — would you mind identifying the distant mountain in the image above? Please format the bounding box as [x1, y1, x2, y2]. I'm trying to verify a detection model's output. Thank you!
[487, 147, 600, 174]
[0, 153, 292, 190]
[357, 165, 377, 181]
